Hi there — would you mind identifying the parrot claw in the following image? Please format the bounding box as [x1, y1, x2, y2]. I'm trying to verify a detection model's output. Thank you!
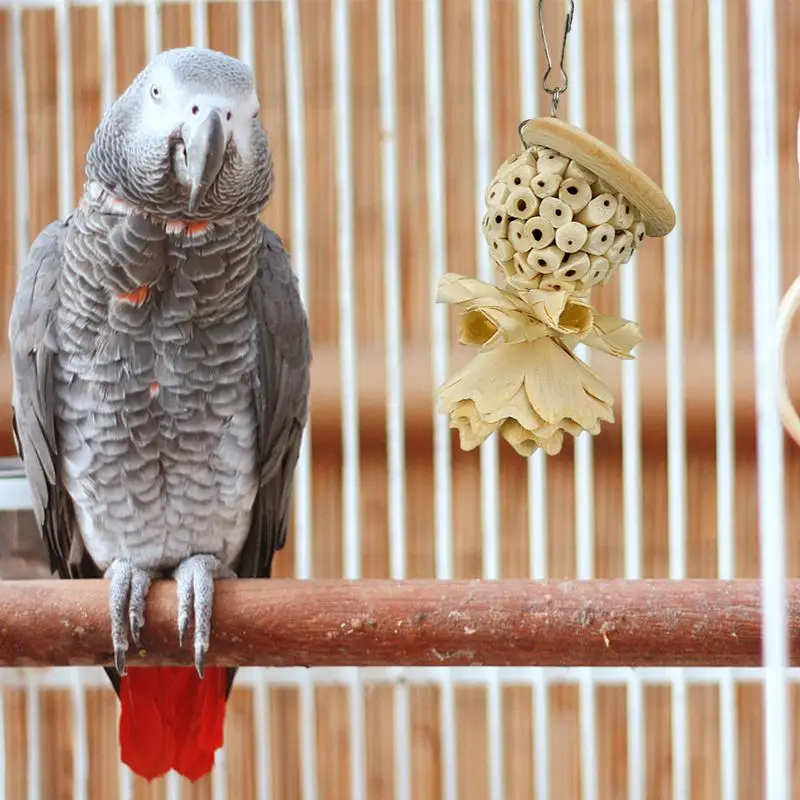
[178, 611, 190, 649]
[173, 554, 235, 678]
[114, 647, 127, 677]
[104, 559, 154, 676]
[195, 644, 205, 678]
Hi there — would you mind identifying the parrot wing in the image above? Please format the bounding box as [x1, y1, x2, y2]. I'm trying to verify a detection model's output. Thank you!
[236, 224, 311, 579]
[8, 219, 99, 581]
[224, 224, 310, 695]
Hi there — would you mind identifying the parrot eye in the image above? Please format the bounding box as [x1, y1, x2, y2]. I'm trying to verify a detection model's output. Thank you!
[149, 85, 161, 101]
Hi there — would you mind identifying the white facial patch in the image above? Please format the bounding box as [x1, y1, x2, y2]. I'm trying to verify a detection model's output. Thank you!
[140, 63, 260, 158]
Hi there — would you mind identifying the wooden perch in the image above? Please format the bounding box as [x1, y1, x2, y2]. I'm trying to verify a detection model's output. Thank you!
[0, 578, 797, 669]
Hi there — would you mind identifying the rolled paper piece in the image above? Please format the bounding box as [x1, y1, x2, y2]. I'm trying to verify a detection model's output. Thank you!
[538, 275, 576, 294]
[593, 177, 616, 195]
[565, 159, 598, 183]
[489, 236, 515, 262]
[612, 194, 636, 230]
[524, 216, 555, 248]
[555, 251, 591, 282]
[527, 244, 563, 274]
[507, 272, 541, 292]
[512, 252, 530, 276]
[489, 207, 509, 237]
[576, 193, 617, 226]
[505, 163, 536, 190]
[485, 182, 510, 206]
[494, 152, 525, 181]
[606, 230, 635, 264]
[494, 256, 516, 280]
[531, 172, 561, 198]
[481, 211, 490, 232]
[554, 221, 588, 254]
[506, 187, 538, 220]
[583, 223, 615, 255]
[539, 197, 573, 228]
[537, 148, 570, 176]
[508, 219, 534, 252]
[584, 255, 611, 287]
[558, 177, 592, 214]
[630, 220, 646, 249]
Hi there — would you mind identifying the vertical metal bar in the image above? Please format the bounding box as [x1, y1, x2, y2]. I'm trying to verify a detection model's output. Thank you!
[98, 0, 116, 108]
[191, 0, 207, 49]
[0, 688, 6, 800]
[70, 670, 89, 800]
[471, 2, 503, 798]
[11, 4, 29, 272]
[26, 682, 40, 800]
[657, 2, 688, 797]
[281, 1, 318, 798]
[377, 2, 411, 798]
[518, 3, 550, 796]
[747, 0, 789, 797]
[145, 0, 161, 61]
[211, 738, 227, 800]
[564, 3, 597, 798]
[424, 1, 457, 797]
[237, 0, 254, 69]
[166, 770, 181, 800]
[56, 0, 73, 220]
[119, 765, 134, 800]
[612, 1, 645, 797]
[254, 676, 272, 800]
[332, 3, 366, 800]
[707, 2, 737, 798]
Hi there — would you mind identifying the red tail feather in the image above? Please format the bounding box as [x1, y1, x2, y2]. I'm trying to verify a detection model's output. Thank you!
[118, 666, 228, 781]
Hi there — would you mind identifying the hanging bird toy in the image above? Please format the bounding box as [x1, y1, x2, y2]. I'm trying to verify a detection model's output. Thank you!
[436, 0, 676, 457]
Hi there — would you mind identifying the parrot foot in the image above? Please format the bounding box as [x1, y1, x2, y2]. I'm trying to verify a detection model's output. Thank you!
[173, 554, 236, 678]
[104, 559, 155, 677]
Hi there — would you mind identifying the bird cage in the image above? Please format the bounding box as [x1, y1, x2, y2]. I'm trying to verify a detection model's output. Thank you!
[0, 0, 798, 798]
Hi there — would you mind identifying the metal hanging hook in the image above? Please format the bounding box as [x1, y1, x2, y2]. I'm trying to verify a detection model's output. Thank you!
[538, 0, 574, 118]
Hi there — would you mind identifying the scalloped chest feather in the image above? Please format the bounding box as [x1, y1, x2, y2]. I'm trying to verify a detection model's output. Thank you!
[52, 200, 263, 572]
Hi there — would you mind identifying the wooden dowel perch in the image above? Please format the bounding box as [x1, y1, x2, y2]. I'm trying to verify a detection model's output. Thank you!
[0, 579, 799, 669]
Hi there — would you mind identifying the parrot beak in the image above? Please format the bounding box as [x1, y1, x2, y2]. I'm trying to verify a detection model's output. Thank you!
[185, 109, 226, 214]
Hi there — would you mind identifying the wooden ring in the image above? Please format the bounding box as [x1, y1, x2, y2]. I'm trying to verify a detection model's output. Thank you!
[520, 117, 676, 238]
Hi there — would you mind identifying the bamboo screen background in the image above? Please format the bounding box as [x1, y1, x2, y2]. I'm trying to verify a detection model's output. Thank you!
[1, 0, 800, 798]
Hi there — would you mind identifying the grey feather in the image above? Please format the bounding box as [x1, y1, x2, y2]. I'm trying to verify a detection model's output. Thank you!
[225, 224, 310, 696]
[8, 219, 98, 581]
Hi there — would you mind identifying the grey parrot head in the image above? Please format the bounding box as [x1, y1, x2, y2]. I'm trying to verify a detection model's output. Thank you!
[85, 47, 273, 220]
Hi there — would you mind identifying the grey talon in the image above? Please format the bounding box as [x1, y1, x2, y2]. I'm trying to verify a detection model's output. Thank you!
[104, 558, 153, 675]
[195, 645, 205, 678]
[173, 554, 235, 678]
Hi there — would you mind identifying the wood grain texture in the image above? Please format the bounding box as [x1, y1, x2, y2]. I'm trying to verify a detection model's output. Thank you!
[0, 578, 795, 668]
[0, 0, 799, 797]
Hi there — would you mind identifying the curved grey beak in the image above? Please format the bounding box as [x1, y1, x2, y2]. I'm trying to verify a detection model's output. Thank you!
[186, 110, 226, 214]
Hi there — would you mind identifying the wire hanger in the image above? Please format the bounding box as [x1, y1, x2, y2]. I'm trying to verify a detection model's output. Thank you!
[539, 0, 574, 118]
[519, 0, 575, 145]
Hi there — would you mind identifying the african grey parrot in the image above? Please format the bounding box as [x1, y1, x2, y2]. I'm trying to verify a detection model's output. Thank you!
[8, 46, 310, 781]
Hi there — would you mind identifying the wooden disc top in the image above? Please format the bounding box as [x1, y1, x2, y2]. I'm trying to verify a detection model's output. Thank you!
[520, 117, 676, 238]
